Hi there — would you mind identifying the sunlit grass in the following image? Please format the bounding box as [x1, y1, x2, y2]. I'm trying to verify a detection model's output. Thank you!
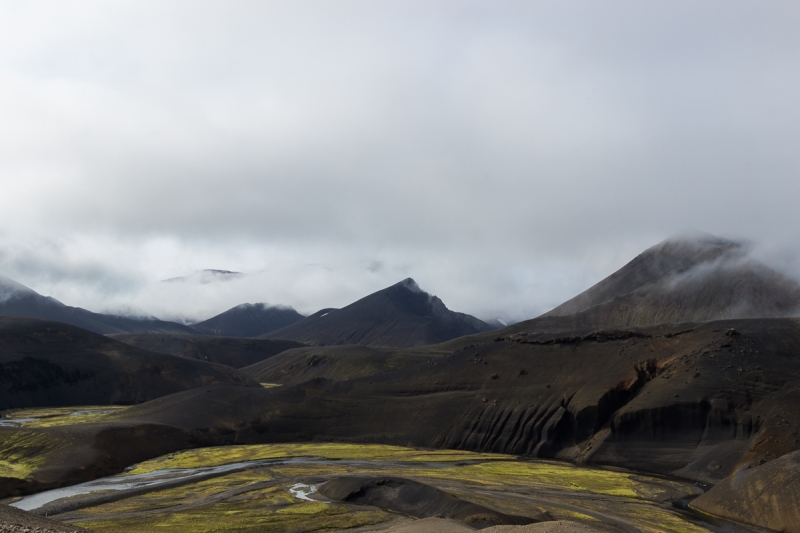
[0, 430, 70, 478]
[75, 497, 389, 533]
[124, 443, 515, 475]
[576, 499, 714, 533]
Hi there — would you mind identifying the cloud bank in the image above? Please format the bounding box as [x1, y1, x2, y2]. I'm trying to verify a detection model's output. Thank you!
[0, 1, 799, 322]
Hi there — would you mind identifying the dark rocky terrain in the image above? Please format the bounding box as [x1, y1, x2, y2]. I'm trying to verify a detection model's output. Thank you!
[0, 504, 89, 532]
[0, 276, 193, 335]
[241, 345, 439, 384]
[263, 278, 494, 348]
[0, 318, 259, 410]
[6, 317, 800, 511]
[318, 476, 537, 527]
[189, 303, 305, 337]
[108, 334, 304, 368]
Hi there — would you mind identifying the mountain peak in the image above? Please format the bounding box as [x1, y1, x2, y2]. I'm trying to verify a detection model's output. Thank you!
[190, 302, 304, 337]
[653, 231, 743, 256]
[665, 229, 737, 246]
[396, 277, 423, 293]
[539, 233, 800, 327]
[265, 279, 492, 347]
[0, 275, 37, 299]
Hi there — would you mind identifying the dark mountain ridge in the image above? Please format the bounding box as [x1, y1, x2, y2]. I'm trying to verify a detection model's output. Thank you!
[0, 317, 258, 410]
[530, 234, 800, 332]
[0, 275, 195, 335]
[263, 278, 494, 347]
[190, 303, 305, 337]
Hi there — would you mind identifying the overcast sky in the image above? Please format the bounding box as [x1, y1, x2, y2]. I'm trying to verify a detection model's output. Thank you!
[1, 1, 799, 323]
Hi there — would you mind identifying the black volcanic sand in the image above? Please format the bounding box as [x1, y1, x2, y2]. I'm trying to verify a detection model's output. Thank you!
[0, 318, 260, 411]
[318, 476, 535, 528]
[241, 345, 439, 384]
[0, 504, 90, 532]
[108, 334, 305, 368]
[4, 318, 800, 531]
[263, 278, 494, 348]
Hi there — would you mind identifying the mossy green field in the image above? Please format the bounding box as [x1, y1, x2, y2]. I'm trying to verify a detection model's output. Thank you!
[124, 443, 514, 475]
[0, 412, 724, 533]
[0, 430, 71, 479]
[0, 415, 724, 533]
[16, 442, 720, 533]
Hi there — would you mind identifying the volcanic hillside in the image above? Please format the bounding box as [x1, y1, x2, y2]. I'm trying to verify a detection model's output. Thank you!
[110, 333, 305, 368]
[0, 275, 195, 335]
[9, 317, 800, 528]
[0, 317, 258, 410]
[242, 344, 439, 385]
[525, 234, 800, 332]
[190, 303, 305, 337]
[263, 278, 494, 347]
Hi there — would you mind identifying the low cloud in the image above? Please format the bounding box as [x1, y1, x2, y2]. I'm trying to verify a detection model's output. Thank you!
[0, 2, 798, 323]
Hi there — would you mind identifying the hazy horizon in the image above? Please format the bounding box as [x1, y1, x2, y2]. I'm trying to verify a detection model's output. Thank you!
[1, 1, 799, 323]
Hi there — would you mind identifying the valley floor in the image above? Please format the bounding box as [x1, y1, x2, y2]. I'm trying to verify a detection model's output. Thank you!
[3, 442, 759, 533]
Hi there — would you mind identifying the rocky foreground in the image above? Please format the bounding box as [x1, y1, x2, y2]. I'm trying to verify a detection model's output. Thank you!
[0, 505, 88, 533]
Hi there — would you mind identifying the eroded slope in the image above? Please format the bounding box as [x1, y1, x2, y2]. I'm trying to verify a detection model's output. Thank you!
[241, 345, 438, 384]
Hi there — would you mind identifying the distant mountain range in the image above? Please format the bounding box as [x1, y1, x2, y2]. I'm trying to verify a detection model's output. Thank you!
[263, 278, 496, 347]
[2, 233, 799, 343]
[0, 275, 494, 346]
[0, 275, 305, 337]
[0, 275, 196, 335]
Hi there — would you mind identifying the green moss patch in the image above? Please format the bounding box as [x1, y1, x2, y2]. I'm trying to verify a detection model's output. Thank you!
[75, 489, 389, 533]
[125, 443, 514, 475]
[0, 430, 69, 479]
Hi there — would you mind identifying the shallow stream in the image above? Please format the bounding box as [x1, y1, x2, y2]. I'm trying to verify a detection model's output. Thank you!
[11, 457, 320, 511]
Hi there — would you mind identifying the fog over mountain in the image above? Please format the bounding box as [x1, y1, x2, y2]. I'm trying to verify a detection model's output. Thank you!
[0, 1, 799, 322]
